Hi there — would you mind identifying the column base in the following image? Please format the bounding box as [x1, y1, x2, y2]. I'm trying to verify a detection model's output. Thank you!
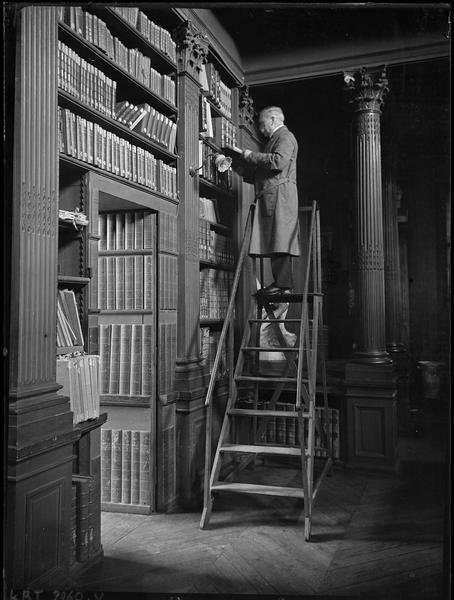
[351, 350, 393, 365]
[345, 361, 399, 472]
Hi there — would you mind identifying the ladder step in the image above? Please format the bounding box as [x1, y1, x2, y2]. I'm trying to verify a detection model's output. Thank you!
[241, 346, 298, 352]
[229, 408, 304, 418]
[220, 443, 304, 456]
[211, 482, 305, 498]
[248, 318, 302, 323]
[236, 375, 308, 384]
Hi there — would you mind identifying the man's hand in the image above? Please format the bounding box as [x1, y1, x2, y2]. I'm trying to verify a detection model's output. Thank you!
[243, 149, 252, 158]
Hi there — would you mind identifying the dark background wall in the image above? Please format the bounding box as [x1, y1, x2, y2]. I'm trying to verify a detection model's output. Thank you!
[249, 58, 450, 364]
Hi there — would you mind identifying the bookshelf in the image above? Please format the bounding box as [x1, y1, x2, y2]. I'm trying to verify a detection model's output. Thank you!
[56, 6, 180, 533]
[7, 6, 250, 587]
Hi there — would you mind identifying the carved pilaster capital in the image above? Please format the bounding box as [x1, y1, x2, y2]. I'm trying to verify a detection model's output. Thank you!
[174, 20, 209, 79]
[239, 85, 256, 128]
[344, 66, 389, 113]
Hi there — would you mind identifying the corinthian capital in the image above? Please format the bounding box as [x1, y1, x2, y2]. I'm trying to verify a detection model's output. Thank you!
[174, 20, 209, 79]
[344, 66, 389, 112]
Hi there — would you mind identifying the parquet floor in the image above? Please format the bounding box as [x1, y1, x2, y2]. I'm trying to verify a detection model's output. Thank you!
[74, 410, 449, 599]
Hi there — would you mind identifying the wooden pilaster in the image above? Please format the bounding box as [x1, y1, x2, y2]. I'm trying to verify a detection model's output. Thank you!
[7, 6, 74, 588]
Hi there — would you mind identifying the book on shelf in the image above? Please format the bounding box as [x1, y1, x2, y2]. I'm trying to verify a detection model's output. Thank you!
[100, 428, 112, 503]
[110, 429, 123, 503]
[72, 474, 92, 563]
[56, 354, 100, 424]
[130, 430, 141, 504]
[57, 288, 84, 349]
[70, 482, 78, 566]
[121, 430, 132, 504]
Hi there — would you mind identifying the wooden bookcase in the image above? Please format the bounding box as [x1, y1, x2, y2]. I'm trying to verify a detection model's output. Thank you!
[7, 4, 249, 587]
[55, 3, 180, 554]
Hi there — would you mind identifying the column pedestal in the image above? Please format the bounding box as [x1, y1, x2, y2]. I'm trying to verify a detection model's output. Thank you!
[345, 362, 398, 471]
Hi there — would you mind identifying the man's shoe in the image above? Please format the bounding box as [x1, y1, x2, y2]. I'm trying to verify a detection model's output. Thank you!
[257, 285, 292, 296]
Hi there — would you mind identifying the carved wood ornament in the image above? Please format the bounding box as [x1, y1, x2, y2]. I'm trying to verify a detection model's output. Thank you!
[174, 20, 209, 79]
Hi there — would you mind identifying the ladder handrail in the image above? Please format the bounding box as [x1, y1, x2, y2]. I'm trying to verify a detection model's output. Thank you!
[296, 201, 318, 410]
[204, 200, 256, 408]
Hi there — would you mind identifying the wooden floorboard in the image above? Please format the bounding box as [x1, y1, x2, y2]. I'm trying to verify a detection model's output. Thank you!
[74, 414, 448, 598]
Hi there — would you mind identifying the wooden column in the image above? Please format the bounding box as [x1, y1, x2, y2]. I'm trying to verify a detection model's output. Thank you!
[343, 67, 398, 471]
[173, 20, 209, 508]
[7, 6, 74, 588]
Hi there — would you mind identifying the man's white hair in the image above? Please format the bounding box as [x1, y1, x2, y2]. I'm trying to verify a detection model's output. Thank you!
[260, 106, 285, 122]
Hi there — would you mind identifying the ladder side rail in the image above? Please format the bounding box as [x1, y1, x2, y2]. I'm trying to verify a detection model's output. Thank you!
[315, 207, 331, 456]
[296, 201, 317, 410]
[205, 201, 255, 408]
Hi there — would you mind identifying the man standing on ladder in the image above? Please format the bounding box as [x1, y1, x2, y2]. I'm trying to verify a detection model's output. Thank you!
[230, 105, 301, 295]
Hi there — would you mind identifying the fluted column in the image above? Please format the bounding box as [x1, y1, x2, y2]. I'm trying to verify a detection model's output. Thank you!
[7, 6, 74, 587]
[344, 67, 391, 364]
[343, 67, 398, 472]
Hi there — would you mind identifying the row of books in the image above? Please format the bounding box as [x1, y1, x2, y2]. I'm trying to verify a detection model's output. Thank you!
[200, 327, 229, 376]
[200, 269, 233, 320]
[59, 41, 117, 117]
[213, 117, 238, 149]
[59, 7, 177, 81]
[238, 399, 340, 458]
[58, 107, 178, 199]
[112, 7, 177, 63]
[101, 429, 152, 505]
[114, 101, 177, 153]
[199, 141, 233, 190]
[99, 211, 155, 251]
[199, 197, 218, 223]
[57, 288, 84, 350]
[71, 474, 101, 565]
[98, 255, 154, 311]
[56, 354, 100, 424]
[199, 221, 235, 266]
[199, 63, 233, 118]
[99, 324, 154, 396]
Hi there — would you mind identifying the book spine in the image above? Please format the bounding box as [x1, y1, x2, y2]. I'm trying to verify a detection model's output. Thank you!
[70, 483, 77, 565]
[124, 255, 135, 310]
[118, 323, 132, 395]
[129, 324, 142, 395]
[108, 323, 121, 394]
[115, 255, 125, 310]
[139, 431, 151, 506]
[141, 324, 153, 396]
[76, 478, 90, 562]
[110, 429, 123, 503]
[121, 430, 132, 504]
[134, 255, 144, 310]
[100, 429, 112, 503]
[130, 430, 141, 504]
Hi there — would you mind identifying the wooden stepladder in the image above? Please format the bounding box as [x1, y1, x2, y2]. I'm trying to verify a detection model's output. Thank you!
[200, 201, 332, 541]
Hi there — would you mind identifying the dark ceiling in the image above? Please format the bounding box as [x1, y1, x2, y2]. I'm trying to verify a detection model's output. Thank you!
[211, 4, 450, 57]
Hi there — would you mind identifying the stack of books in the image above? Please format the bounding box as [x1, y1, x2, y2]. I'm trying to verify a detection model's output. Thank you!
[56, 354, 100, 424]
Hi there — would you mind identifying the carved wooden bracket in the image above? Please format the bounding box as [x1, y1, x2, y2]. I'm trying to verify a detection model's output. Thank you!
[344, 66, 389, 112]
[239, 85, 256, 127]
[174, 20, 209, 79]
